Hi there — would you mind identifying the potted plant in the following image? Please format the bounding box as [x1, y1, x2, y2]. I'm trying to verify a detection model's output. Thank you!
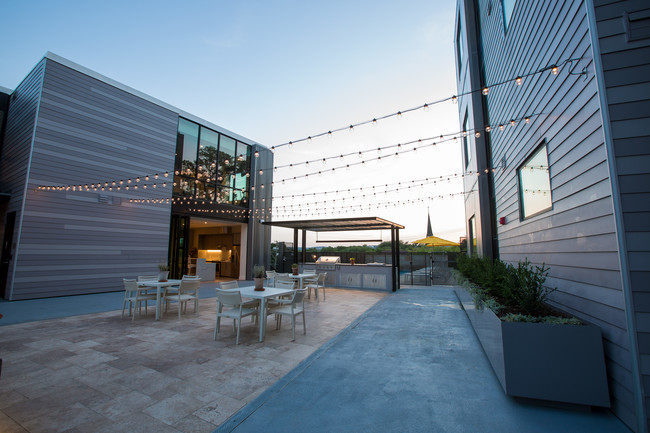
[453, 255, 610, 407]
[291, 263, 299, 275]
[253, 265, 266, 291]
[349, 257, 356, 265]
[157, 262, 169, 282]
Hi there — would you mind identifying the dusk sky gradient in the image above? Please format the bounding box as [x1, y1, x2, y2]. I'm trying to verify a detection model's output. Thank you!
[0, 0, 465, 245]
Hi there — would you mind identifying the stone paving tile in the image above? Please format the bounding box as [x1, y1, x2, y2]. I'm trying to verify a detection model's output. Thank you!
[0, 288, 385, 432]
[0, 411, 28, 433]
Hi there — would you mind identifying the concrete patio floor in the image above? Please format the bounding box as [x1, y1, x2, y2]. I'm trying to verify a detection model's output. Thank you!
[0, 285, 385, 432]
[0, 285, 631, 432]
[217, 287, 630, 433]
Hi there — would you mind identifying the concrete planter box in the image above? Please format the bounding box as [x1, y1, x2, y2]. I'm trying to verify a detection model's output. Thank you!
[455, 287, 610, 407]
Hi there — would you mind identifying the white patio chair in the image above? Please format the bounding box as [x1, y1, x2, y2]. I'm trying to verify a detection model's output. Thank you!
[268, 289, 307, 341]
[214, 288, 259, 344]
[122, 278, 157, 321]
[265, 271, 277, 287]
[164, 279, 200, 319]
[136, 275, 159, 294]
[219, 280, 259, 309]
[274, 275, 296, 289]
[306, 273, 327, 302]
[302, 269, 316, 275]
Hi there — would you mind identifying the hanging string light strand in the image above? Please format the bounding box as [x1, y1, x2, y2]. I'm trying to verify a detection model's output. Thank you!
[271, 57, 583, 150]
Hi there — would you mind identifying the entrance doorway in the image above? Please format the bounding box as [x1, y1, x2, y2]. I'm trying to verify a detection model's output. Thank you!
[0, 211, 16, 298]
[184, 218, 246, 281]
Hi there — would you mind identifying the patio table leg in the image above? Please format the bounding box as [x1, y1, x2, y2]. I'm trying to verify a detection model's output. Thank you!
[155, 286, 162, 320]
[259, 299, 266, 342]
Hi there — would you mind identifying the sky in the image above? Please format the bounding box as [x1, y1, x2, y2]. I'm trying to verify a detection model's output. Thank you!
[0, 0, 465, 246]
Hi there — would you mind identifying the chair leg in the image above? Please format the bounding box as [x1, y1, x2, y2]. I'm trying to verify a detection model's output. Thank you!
[302, 311, 306, 335]
[322, 287, 326, 301]
[236, 318, 241, 345]
[122, 300, 127, 319]
[291, 315, 296, 341]
[214, 316, 221, 340]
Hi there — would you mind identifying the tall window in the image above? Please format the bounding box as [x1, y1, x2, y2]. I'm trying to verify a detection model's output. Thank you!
[174, 118, 251, 206]
[502, 0, 516, 31]
[518, 143, 552, 219]
[456, 13, 464, 75]
[469, 216, 477, 256]
[463, 111, 471, 169]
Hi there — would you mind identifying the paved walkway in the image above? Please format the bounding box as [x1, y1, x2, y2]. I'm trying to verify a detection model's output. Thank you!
[216, 288, 630, 433]
[0, 287, 385, 432]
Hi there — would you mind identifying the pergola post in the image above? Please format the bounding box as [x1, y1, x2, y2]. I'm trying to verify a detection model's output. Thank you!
[293, 228, 299, 267]
[396, 228, 401, 291]
[391, 227, 397, 292]
[301, 229, 307, 264]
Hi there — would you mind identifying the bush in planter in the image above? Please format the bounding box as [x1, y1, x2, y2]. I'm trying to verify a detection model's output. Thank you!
[455, 255, 610, 407]
[456, 255, 557, 320]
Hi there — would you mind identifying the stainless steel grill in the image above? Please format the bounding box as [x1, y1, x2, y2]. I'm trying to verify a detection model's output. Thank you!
[315, 256, 341, 264]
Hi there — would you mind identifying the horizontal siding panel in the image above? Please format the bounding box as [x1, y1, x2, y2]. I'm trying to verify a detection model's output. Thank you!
[611, 118, 650, 139]
[8, 58, 179, 300]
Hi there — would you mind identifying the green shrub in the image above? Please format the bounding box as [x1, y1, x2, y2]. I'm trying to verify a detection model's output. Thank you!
[457, 254, 562, 321]
[510, 259, 555, 316]
[502, 313, 582, 325]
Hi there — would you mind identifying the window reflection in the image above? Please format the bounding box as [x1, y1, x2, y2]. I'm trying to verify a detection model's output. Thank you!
[518, 144, 552, 218]
[174, 118, 252, 207]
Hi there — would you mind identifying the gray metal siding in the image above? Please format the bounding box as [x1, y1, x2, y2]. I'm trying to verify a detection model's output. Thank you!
[0, 59, 46, 298]
[9, 58, 178, 299]
[593, 0, 650, 428]
[474, 0, 635, 427]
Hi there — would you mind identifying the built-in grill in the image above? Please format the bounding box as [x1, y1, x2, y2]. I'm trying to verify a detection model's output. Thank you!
[315, 256, 341, 264]
[314, 256, 340, 271]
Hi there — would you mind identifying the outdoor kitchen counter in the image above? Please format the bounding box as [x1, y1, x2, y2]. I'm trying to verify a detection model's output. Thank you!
[301, 263, 392, 291]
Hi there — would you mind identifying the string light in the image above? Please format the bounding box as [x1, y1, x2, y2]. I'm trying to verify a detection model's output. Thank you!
[267, 112, 537, 174]
[271, 57, 580, 149]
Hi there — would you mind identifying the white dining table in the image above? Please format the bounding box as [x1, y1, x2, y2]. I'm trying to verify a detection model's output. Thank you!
[139, 279, 182, 320]
[287, 273, 316, 290]
[238, 285, 295, 342]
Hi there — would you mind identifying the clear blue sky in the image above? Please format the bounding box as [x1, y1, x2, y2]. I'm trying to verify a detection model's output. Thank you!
[0, 0, 464, 244]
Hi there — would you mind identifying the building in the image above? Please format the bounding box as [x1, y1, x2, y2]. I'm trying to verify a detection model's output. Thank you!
[455, 0, 650, 431]
[0, 53, 273, 301]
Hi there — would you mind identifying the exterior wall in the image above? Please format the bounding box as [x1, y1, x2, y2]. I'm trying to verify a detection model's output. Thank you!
[457, 0, 648, 430]
[589, 0, 650, 429]
[247, 145, 274, 275]
[457, 0, 498, 259]
[0, 59, 46, 297]
[6, 58, 178, 299]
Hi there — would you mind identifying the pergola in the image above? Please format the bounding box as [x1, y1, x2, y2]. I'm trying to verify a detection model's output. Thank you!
[261, 217, 404, 291]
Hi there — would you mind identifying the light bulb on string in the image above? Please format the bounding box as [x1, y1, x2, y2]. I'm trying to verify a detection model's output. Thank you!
[516, 76, 522, 85]
[482, 87, 489, 96]
[551, 65, 559, 75]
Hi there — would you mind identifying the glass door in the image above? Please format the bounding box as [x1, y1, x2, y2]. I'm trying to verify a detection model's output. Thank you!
[169, 215, 190, 279]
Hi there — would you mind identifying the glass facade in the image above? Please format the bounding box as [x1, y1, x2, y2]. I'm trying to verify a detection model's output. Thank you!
[175, 118, 251, 206]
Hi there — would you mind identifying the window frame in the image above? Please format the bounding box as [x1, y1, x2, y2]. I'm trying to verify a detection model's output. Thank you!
[517, 141, 553, 220]
[462, 111, 471, 169]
